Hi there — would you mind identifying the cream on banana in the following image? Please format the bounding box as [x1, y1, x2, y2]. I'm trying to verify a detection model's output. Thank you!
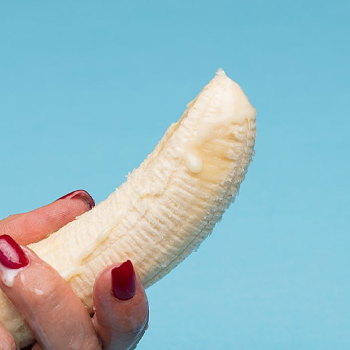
[0, 69, 257, 348]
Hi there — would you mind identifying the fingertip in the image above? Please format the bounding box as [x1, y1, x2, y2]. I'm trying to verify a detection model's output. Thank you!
[49, 189, 95, 229]
[93, 262, 149, 349]
[0, 190, 95, 245]
[32, 343, 43, 350]
[56, 190, 95, 211]
[111, 260, 136, 301]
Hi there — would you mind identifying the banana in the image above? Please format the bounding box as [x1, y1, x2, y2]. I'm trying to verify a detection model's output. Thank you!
[0, 69, 256, 348]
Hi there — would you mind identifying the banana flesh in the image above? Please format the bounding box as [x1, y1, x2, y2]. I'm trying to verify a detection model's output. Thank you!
[0, 69, 256, 348]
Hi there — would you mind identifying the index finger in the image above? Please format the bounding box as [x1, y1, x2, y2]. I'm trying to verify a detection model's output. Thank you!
[0, 190, 95, 245]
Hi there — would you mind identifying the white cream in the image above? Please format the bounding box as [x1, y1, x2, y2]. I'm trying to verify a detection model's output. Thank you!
[34, 288, 44, 296]
[61, 211, 126, 281]
[138, 188, 150, 198]
[180, 69, 256, 174]
[0, 263, 24, 287]
[184, 151, 203, 173]
[79, 225, 111, 262]
[60, 265, 82, 281]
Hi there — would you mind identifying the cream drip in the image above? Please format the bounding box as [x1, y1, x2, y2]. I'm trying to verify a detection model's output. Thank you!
[79, 225, 111, 262]
[34, 288, 44, 296]
[61, 211, 126, 281]
[60, 265, 82, 281]
[138, 188, 150, 198]
[184, 151, 203, 174]
[0, 263, 24, 287]
[180, 69, 256, 174]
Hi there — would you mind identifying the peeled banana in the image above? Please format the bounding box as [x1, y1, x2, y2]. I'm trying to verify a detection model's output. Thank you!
[0, 69, 256, 347]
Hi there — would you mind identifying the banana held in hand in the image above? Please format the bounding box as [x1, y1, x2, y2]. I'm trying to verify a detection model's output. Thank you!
[0, 69, 256, 347]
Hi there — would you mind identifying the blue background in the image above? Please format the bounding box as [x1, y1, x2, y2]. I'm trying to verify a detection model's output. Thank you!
[1, 1, 349, 349]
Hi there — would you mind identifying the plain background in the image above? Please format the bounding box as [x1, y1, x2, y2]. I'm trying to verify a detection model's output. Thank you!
[0, 1, 349, 349]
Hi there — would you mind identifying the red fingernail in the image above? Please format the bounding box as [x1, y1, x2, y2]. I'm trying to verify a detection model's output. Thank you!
[0, 235, 29, 269]
[111, 260, 136, 301]
[57, 190, 95, 210]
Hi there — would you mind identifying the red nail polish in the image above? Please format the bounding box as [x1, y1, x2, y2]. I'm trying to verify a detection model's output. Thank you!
[0, 235, 29, 269]
[111, 260, 136, 301]
[57, 190, 95, 210]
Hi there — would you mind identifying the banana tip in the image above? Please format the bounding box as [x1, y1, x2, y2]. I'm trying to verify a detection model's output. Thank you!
[216, 68, 227, 77]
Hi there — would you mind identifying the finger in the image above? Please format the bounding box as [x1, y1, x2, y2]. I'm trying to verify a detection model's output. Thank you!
[22, 343, 42, 350]
[0, 321, 16, 350]
[93, 261, 149, 350]
[0, 190, 95, 245]
[0, 235, 101, 350]
[22, 344, 42, 350]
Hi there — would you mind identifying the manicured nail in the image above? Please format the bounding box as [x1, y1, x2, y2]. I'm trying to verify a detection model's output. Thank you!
[57, 190, 95, 210]
[111, 260, 136, 301]
[0, 235, 29, 269]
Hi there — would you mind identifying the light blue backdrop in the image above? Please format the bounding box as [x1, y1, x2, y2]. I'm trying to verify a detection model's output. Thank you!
[1, 1, 349, 349]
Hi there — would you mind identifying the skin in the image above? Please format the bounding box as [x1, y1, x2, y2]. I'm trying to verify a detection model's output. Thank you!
[0, 192, 149, 350]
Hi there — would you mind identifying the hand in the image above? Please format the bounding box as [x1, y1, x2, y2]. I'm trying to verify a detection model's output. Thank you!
[0, 190, 149, 350]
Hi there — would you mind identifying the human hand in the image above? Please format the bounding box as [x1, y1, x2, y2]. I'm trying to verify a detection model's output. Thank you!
[0, 190, 149, 350]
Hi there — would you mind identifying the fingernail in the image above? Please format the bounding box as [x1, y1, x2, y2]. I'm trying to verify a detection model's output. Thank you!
[57, 190, 95, 210]
[0, 235, 29, 269]
[111, 260, 136, 301]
